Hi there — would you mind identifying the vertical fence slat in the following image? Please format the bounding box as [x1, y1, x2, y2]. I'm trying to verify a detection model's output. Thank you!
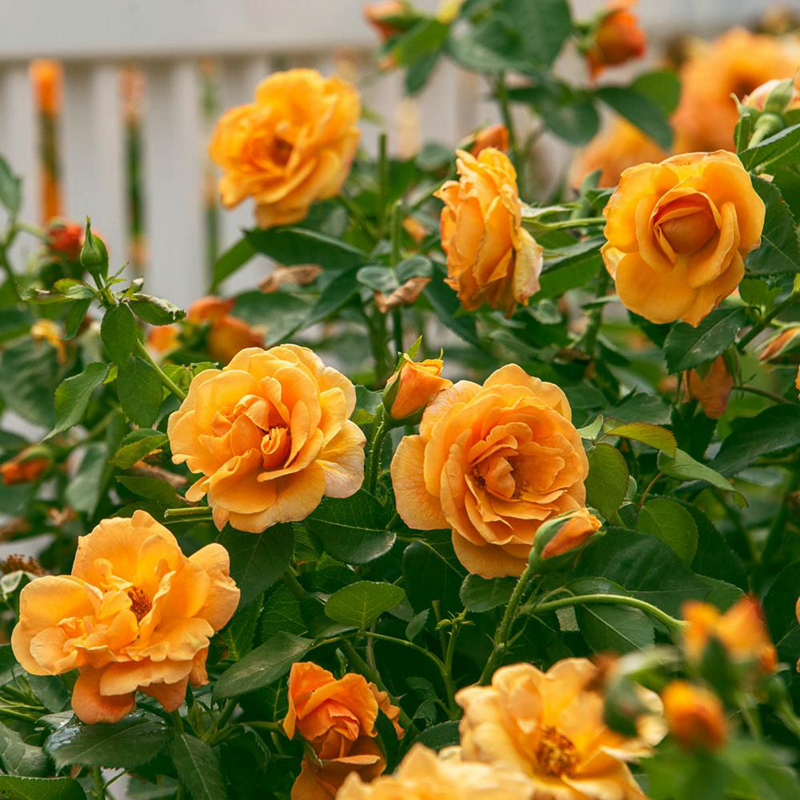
[142, 60, 205, 308]
[62, 64, 127, 270]
[0, 64, 40, 232]
[215, 56, 272, 296]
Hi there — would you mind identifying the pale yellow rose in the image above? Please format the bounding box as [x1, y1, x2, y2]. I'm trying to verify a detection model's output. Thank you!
[602, 151, 765, 326]
[209, 69, 360, 228]
[168, 345, 366, 532]
[457, 660, 664, 800]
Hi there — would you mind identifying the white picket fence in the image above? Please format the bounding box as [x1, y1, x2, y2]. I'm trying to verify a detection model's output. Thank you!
[0, 0, 776, 308]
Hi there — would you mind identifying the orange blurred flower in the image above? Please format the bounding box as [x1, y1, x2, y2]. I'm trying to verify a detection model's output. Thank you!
[683, 596, 777, 674]
[435, 148, 542, 318]
[31, 319, 67, 364]
[384, 354, 452, 421]
[585, 0, 646, 79]
[570, 119, 668, 190]
[759, 326, 800, 360]
[210, 69, 360, 228]
[187, 296, 263, 365]
[391, 365, 588, 578]
[46, 221, 83, 260]
[11, 511, 239, 723]
[363, 1, 410, 41]
[663, 680, 728, 751]
[686, 355, 733, 419]
[168, 345, 366, 532]
[401, 216, 428, 244]
[147, 324, 179, 355]
[672, 29, 800, 152]
[602, 151, 765, 326]
[283, 662, 403, 799]
[338, 745, 532, 800]
[457, 660, 664, 799]
[469, 124, 509, 157]
[30, 59, 61, 117]
[0, 448, 50, 485]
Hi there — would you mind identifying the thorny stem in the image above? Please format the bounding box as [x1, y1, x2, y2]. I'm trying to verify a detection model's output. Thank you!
[135, 339, 187, 401]
[91, 767, 105, 799]
[738, 291, 800, 350]
[365, 406, 390, 495]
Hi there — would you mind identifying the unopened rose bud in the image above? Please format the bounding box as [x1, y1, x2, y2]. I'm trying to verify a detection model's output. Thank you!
[743, 78, 800, 113]
[364, 1, 413, 41]
[0, 447, 52, 485]
[663, 680, 728, 751]
[529, 508, 602, 573]
[383, 355, 452, 422]
[685, 355, 733, 419]
[46, 220, 83, 260]
[80, 220, 109, 283]
[586, 0, 646, 78]
[469, 124, 509, 157]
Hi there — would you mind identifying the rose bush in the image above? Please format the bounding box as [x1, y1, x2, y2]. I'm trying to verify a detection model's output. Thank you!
[0, 1, 799, 798]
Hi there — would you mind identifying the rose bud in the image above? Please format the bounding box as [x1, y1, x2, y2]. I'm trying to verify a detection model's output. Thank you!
[685, 355, 734, 419]
[663, 680, 728, 751]
[383, 354, 452, 423]
[586, 0, 646, 78]
[0, 446, 52, 485]
[468, 124, 509, 157]
[529, 508, 602, 573]
[758, 326, 800, 361]
[46, 220, 83, 260]
[80, 220, 109, 282]
[363, 1, 414, 41]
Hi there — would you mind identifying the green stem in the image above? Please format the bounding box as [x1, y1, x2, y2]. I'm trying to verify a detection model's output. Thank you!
[365, 406, 389, 495]
[246, 720, 282, 732]
[215, 699, 236, 731]
[734, 384, 798, 406]
[523, 216, 606, 231]
[135, 339, 187, 401]
[638, 472, 663, 508]
[378, 132, 390, 234]
[760, 464, 800, 567]
[738, 291, 800, 350]
[442, 617, 463, 719]
[171, 708, 185, 733]
[91, 767, 105, 800]
[479, 561, 537, 684]
[163, 506, 213, 521]
[282, 571, 307, 600]
[577, 267, 611, 356]
[527, 593, 686, 635]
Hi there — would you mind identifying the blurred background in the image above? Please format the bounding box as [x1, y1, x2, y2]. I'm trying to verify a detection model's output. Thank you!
[0, 0, 793, 308]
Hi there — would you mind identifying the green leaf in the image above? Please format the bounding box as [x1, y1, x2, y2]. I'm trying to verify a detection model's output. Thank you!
[110, 429, 168, 470]
[539, 240, 603, 299]
[424, 268, 479, 347]
[217, 524, 293, 606]
[0, 776, 86, 800]
[259, 583, 306, 644]
[48, 362, 109, 439]
[214, 632, 313, 699]
[606, 393, 671, 425]
[357, 265, 398, 294]
[763, 560, 800, 642]
[402, 532, 466, 612]
[0, 156, 22, 215]
[65, 442, 107, 515]
[392, 18, 449, 65]
[460, 574, 515, 612]
[232, 291, 310, 347]
[211, 237, 256, 291]
[585, 443, 629, 519]
[740, 122, 800, 173]
[745, 176, 800, 275]
[307, 490, 394, 565]
[607, 422, 676, 457]
[409, 721, 460, 752]
[446, 16, 523, 74]
[0, 723, 49, 776]
[710, 404, 800, 475]
[568, 577, 655, 654]
[44, 713, 169, 769]
[637, 498, 698, 563]
[117, 357, 163, 428]
[578, 528, 710, 616]
[630, 70, 681, 115]
[681, 503, 747, 589]
[64, 299, 92, 340]
[129, 294, 185, 326]
[168, 733, 227, 800]
[596, 86, 673, 150]
[506, 0, 571, 66]
[658, 448, 734, 492]
[223, 596, 263, 660]
[245, 227, 369, 270]
[306, 268, 360, 326]
[100, 303, 137, 366]
[325, 581, 406, 629]
[116, 475, 184, 507]
[663, 306, 746, 373]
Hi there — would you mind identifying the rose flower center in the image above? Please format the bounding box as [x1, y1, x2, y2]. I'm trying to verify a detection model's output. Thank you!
[270, 136, 293, 166]
[535, 725, 580, 777]
[127, 586, 151, 622]
[656, 197, 717, 255]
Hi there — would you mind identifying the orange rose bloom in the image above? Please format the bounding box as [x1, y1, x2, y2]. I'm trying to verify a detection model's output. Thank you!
[168, 345, 366, 532]
[435, 148, 543, 318]
[391, 365, 588, 578]
[0, 448, 50, 485]
[586, 0, 646, 78]
[570, 119, 668, 190]
[338, 745, 533, 800]
[663, 680, 728, 751]
[686, 355, 733, 419]
[11, 511, 239, 724]
[457, 660, 664, 799]
[469, 124, 510, 157]
[284, 662, 403, 799]
[187, 296, 263, 365]
[210, 68, 360, 229]
[602, 151, 765, 326]
[672, 29, 799, 152]
[385, 355, 452, 421]
[683, 596, 777, 674]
